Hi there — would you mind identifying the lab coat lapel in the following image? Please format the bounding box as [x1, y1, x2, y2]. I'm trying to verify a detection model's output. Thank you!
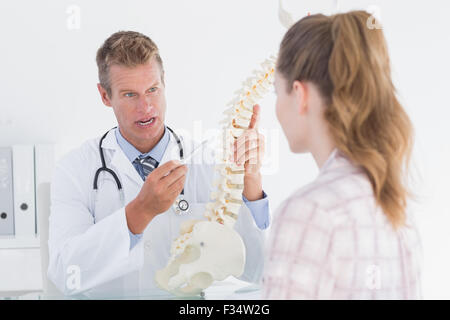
[159, 131, 179, 165]
[101, 129, 143, 187]
[160, 133, 192, 202]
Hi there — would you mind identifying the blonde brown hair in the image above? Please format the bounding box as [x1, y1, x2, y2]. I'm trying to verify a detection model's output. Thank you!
[277, 11, 413, 229]
[96, 31, 164, 97]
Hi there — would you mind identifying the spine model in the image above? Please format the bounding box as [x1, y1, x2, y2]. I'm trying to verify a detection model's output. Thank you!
[155, 57, 276, 295]
[205, 56, 276, 226]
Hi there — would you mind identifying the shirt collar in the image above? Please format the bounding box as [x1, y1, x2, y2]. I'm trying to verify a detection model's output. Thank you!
[319, 148, 359, 175]
[319, 148, 339, 174]
[115, 126, 170, 163]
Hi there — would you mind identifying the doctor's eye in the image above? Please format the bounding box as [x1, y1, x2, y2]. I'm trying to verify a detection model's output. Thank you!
[124, 92, 136, 98]
[148, 87, 158, 93]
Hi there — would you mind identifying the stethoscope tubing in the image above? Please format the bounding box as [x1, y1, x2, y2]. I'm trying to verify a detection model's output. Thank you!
[93, 125, 185, 197]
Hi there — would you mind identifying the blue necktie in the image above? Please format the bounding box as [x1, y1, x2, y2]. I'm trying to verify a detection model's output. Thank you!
[135, 156, 159, 180]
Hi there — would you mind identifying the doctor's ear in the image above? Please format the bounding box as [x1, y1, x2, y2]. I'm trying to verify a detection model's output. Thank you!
[97, 83, 113, 107]
[292, 80, 308, 115]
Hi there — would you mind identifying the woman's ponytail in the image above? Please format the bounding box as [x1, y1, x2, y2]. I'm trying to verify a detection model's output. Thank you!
[277, 11, 414, 229]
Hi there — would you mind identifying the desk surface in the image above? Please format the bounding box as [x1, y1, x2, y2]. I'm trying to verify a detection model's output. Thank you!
[2, 280, 262, 300]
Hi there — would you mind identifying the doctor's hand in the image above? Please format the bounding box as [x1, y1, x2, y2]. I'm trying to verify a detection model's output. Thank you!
[233, 104, 265, 201]
[125, 160, 187, 234]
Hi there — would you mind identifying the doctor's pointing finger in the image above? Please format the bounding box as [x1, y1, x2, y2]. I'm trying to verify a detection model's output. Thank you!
[233, 104, 265, 201]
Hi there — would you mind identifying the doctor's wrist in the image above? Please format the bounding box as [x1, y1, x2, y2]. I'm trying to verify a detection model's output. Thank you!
[243, 173, 263, 201]
[125, 198, 155, 234]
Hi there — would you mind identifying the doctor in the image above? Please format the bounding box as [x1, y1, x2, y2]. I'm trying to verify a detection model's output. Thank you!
[48, 31, 270, 297]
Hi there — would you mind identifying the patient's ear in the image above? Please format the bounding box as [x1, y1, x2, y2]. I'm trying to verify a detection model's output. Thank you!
[292, 80, 308, 115]
[97, 83, 112, 107]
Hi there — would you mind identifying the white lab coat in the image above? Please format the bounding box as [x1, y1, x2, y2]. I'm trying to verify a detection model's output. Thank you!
[47, 128, 267, 297]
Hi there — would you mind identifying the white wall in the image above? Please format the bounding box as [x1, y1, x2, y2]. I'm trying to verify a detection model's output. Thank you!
[0, 0, 449, 299]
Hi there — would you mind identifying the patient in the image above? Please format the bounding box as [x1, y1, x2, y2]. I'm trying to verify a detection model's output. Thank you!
[263, 11, 422, 299]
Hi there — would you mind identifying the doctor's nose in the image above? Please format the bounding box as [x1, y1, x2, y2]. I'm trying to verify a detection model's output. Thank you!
[136, 96, 154, 113]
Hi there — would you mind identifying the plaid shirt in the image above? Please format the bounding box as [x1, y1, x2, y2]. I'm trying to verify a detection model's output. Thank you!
[262, 149, 422, 299]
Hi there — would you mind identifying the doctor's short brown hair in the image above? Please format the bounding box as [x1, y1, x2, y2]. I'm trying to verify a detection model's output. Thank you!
[96, 30, 165, 97]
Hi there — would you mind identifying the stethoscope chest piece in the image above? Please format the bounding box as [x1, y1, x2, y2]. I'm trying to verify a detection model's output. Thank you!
[173, 196, 190, 215]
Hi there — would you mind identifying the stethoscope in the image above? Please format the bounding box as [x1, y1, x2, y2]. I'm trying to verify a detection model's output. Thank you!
[93, 126, 190, 215]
